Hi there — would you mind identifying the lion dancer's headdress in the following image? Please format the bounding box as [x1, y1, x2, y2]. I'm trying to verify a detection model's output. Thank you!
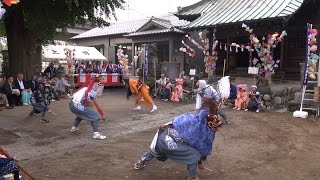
[217, 76, 230, 107]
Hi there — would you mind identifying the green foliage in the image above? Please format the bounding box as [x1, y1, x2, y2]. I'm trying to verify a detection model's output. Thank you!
[0, 21, 5, 36]
[4, 0, 125, 44]
[146, 77, 156, 92]
[1, 50, 9, 78]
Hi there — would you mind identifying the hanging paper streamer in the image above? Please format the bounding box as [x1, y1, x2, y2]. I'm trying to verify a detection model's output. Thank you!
[179, 28, 219, 74]
[117, 45, 130, 75]
[242, 23, 287, 75]
[180, 40, 196, 57]
[64, 48, 76, 65]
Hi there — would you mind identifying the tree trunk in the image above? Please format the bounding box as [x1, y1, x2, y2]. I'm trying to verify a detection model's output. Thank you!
[34, 44, 43, 73]
[5, 3, 35, 79]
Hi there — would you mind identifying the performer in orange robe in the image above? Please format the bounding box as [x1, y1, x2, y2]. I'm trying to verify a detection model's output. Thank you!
[124, 78, 157, 113]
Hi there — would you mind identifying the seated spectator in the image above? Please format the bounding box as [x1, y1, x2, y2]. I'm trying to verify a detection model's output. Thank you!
[171, 78, 184, 102]
[155, 74, 167, 98]
[56, 64, 66, 79]
[85, 64, 93, 74]
[14, 73, 32, 106]
[234, 84, 248, 111]
[92, 64, 99, 73]
[28, 74, 39, 93]
[246, 85, 263, 113]
[107, 62, 113, 73]
[78, 63, 85, 74]
[55, 77, 71, 98]
[0, 76, 13, 109]
[161, 78, 172, 101]
[29, 81, 52, 123]
[2, 76, 21, 107]
[0, 153, 20, 180]
[44, 62, 56, 79]
[225, 83, 237, 106]
[101, 64, 107, 73]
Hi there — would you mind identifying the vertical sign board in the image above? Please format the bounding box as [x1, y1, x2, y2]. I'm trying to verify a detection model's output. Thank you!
[143, 44, 149, 82]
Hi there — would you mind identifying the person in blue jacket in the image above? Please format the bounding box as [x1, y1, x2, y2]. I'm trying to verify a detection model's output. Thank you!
[133, 98, 223, 180]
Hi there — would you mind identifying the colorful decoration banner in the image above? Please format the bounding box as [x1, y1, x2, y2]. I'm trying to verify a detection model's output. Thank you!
[117, 45, 130, 76]
[143, 44, 149, 81]
[179, 29, 219, 73]
[304, 23, 318, 83]
[242, 23, 287, 76]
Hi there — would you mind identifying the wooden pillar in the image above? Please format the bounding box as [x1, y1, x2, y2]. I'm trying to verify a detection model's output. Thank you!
[169, 38, 173, 62]
[280, 39, 284, 70]
[226, 36, 230, 70]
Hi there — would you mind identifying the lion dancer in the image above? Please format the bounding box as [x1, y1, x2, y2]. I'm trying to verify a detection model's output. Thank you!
[124, 77, 157, 113]
[133, 98, 223, 180]
[69, 75, 107, 140]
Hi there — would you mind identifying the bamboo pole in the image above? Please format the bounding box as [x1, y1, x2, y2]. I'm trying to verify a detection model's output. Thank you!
[222, 59, 226, 77]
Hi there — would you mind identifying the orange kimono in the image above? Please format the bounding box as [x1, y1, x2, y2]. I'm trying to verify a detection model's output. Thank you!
[171, 78, 183, 102]
[234, 90, 247, 110]
[128, 79, 154, 106]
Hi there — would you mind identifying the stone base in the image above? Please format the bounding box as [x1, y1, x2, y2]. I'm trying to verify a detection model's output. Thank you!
[258, 87, 272, 94]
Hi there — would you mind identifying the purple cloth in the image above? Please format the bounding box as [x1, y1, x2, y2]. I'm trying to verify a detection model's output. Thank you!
[172, 110, 215, 157]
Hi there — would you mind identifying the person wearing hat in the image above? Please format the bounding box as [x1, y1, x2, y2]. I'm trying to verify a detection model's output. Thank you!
[29, 80, 53, 123]
[245, 85, 262, 112]
[234, 84, 248, 111]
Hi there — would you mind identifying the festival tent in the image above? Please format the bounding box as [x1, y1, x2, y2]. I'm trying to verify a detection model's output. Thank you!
[42, 44, 107, 62]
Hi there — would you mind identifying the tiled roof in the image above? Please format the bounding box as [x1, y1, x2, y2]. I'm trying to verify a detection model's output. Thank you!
[181, 0, 303, 29]
[72, 13, 189, 39]
[125, 28, 185, 37]
[176, 0, 215, 16]
[71, 19, 148, 39]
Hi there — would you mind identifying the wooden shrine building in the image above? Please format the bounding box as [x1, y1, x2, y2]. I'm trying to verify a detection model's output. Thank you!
[175, 0, 320, 80]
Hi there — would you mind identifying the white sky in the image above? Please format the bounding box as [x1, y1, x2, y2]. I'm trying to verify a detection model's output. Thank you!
[111, 0, 200, 22]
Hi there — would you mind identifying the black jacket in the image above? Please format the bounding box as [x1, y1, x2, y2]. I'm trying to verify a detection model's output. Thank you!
[44, 66, 56, 79]
[2, 82, 17, 94]
[13, 80, 29, 92]
[28, 80, 39, 92]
